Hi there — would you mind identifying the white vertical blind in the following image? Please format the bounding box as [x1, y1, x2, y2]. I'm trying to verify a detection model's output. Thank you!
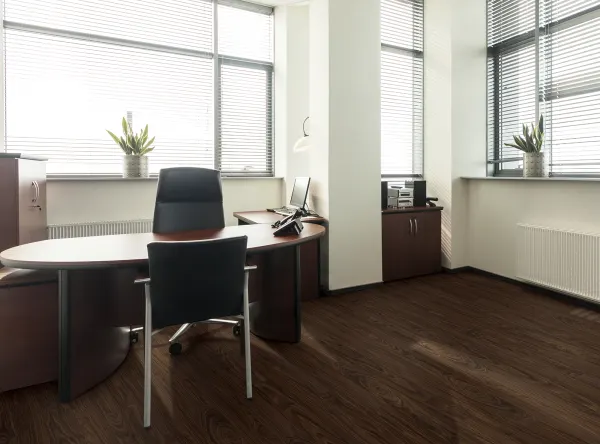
[488, 0, 600, 177]
[381, 0, 424, 177]
[3, 0, 273, 176]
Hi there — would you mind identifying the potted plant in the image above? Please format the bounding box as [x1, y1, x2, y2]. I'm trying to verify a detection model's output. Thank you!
[504, 114, 546, 178]
[107, 117, 155, 178]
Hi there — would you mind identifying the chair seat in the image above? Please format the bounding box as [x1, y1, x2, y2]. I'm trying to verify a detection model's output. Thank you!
[0, 268, 58, 289]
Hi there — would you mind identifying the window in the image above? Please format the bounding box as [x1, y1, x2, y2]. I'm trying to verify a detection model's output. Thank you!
[488, 0, 600, 177]
[380, 0, 424, 178]
[2, 0, 274, 177]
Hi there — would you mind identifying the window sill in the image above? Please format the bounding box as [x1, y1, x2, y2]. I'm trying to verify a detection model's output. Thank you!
[47, 175, 284, 182]
[462, 176, 600, 182]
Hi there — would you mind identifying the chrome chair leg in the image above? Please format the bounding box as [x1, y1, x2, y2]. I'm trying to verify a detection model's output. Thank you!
[144, 283, 152, 428]
[243, 270, 252, 399]
[169, 323, 193, 343]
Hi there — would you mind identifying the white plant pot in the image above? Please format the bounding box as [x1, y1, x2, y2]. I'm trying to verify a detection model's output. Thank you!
[123, 155, 149, 178]
[523, 152, 546, 178]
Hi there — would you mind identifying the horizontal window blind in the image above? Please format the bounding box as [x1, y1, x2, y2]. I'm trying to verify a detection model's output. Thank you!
[217, 3, 273, 177]
[488, 0, 600, 177]
[3, 0, 273, 176]
[219, 62, 272, 176]
[381, 0, 424, 177]
[541, 6, 600, 176]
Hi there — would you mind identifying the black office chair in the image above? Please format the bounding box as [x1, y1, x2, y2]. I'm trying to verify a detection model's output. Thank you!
[152, 167, 241, 354]
[136, 236, 255, 428]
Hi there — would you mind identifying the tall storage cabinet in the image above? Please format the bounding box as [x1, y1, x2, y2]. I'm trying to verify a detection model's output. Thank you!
[0, 156, 48, 255]
[0, 155, 57, 393]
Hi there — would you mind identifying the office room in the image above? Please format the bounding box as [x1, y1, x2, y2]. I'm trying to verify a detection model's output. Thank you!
[1, 0, 600, 442]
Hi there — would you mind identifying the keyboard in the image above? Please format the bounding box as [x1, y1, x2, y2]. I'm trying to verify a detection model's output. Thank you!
[268, 207, 296, 216]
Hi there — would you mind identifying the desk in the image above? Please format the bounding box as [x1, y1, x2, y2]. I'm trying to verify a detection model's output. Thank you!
[0, 223, 325, 402]
[234, 211, 326, 301]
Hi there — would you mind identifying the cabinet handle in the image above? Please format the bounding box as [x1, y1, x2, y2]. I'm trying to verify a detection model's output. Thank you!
[409, 218, 414, 236]
[31, 181, 40, 203]
[414, 218, 418, 235]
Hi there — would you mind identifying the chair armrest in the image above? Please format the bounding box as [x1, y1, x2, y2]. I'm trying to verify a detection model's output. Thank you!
[136, 267, 255, 285]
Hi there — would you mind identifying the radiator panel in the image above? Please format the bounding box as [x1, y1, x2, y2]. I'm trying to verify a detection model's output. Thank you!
[517, 223, 600, 303]
[48, 220, 153, 239]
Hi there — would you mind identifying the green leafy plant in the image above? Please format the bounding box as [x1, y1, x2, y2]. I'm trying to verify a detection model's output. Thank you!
[504, 114, 544, 153]
[107, 117, 155, 156]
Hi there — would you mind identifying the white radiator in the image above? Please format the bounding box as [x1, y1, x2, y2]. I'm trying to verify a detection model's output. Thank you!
[48, 219, 153, 239]
[517, 223, 600, 303]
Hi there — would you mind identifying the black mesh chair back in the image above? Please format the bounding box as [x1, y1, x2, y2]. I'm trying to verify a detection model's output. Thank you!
[147, 236, 248, 329]
[153, 167, 225, 234]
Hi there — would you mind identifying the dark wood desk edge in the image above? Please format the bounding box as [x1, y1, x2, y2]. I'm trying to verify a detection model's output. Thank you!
[233, 211, 327, 225]
[0, 228, 327, 271]
[382, 206, 444, 215]
[234, 212, 262, 225]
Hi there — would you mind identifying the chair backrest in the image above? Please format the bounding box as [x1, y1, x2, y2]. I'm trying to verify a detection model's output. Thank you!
[153, 167, 225, 234]
[147, 236, 248, 329]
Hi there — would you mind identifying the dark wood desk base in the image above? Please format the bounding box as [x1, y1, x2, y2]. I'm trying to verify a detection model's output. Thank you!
[57, 247, 305, 401]
[247, 246, 301, 342]
[234, 211, 324, 302]
[59, 269, 131, 401]
[1, 224, 325, 402]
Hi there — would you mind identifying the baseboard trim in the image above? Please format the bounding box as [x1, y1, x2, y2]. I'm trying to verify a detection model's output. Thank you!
[321, 282, 383, 297]
[442, 266, 472, 274]
[321, 267, 600, 312]
[465, 267, 600, 312]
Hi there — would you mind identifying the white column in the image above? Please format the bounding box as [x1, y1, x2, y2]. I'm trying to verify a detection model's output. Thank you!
[424, 0, 487, 269]
[274, 4, 310, 201]
[309, 0, 383, 290]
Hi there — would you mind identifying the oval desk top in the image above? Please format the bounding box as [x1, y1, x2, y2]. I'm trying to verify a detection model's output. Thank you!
[0, 223, 326, 270]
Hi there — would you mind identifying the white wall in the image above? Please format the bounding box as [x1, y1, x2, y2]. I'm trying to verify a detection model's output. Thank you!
[47, 179, 283, 226]
[424, 0, 453, 267]
[424, 0, 487, 269]
[274, 4, 311, 202]
[310, 0, 382, 290]
[467, 179, 600, 278]
[449, 0, 488, 268]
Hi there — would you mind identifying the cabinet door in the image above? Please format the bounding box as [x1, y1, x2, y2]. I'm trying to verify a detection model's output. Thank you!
[0, 159, 19, 253]
[382, 213, 416, 281]
[18, 160, 48, 245]
[412, 211, 442, 277]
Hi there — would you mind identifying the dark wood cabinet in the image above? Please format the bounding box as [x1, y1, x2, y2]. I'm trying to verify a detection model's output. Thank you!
[0, 156, 54, 392]
[0, 157, 48, 254]
[382, 208, 442, 282]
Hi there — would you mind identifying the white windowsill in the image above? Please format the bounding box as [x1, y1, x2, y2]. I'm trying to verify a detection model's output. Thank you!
[48, 175, 284, 181]
[462, 176, 600, 182]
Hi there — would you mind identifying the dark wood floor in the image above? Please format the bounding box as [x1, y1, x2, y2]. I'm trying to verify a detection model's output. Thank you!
[2, 272, 600, 443]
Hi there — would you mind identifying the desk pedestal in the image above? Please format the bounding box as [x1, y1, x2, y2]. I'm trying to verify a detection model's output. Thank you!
[59, 269, 131, 402]
[247, 246, 301, 343]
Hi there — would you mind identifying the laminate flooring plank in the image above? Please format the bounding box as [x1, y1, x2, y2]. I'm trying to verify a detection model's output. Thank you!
[2, 272, 600, 443]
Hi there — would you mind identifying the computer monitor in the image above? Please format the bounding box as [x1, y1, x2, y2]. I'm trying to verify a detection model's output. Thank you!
[289, 177, 311, 209]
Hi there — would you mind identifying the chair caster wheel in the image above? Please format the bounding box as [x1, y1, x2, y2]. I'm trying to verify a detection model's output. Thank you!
[130, 331, 139, 344]
[233, 323, 242, 337]
[169, 342, 182, 355]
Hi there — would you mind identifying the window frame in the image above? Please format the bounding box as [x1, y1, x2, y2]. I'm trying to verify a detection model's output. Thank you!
[487, 1, 600, 178]
[2, 0, 275, 178]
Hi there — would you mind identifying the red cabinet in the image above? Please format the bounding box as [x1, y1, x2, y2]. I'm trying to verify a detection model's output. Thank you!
[382, 208, 442, 282]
